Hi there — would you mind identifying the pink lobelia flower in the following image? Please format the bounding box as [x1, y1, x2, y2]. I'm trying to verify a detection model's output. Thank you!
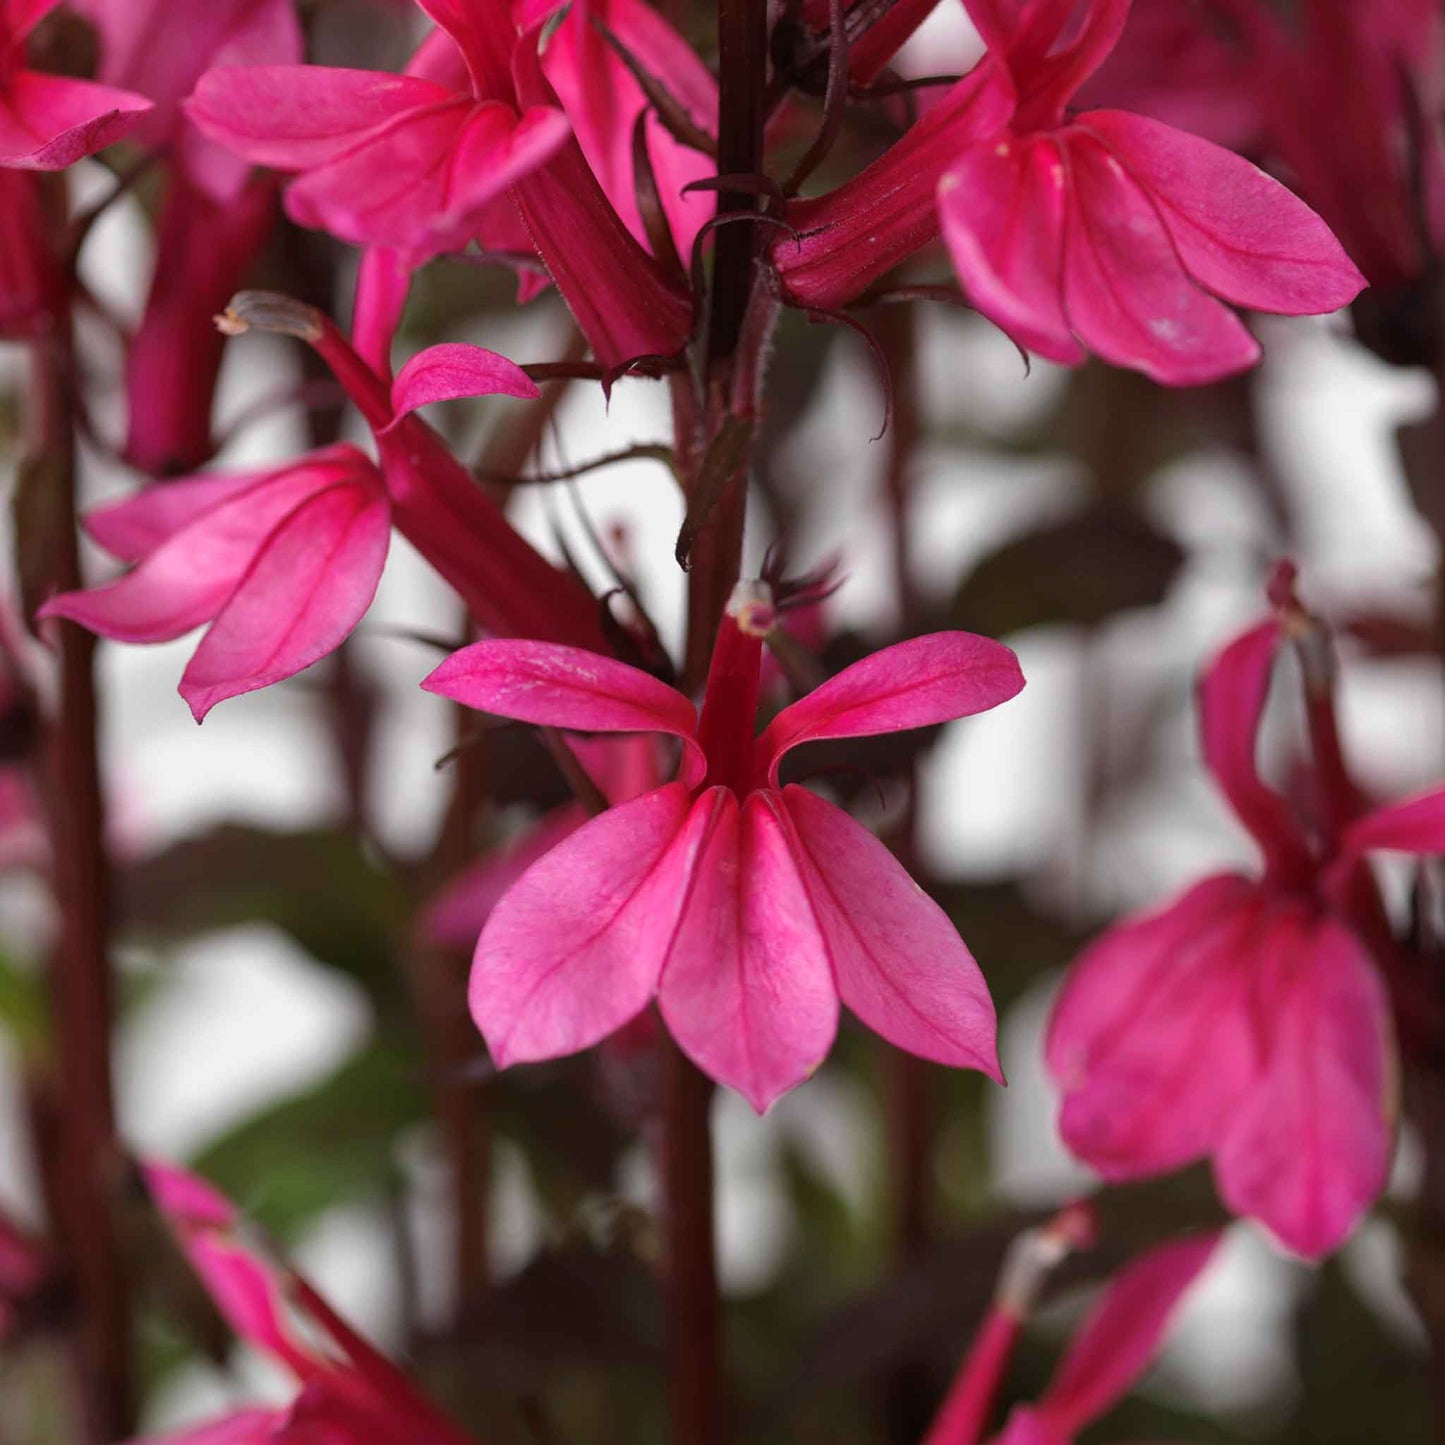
[132, 1162, 480, 1445]
[0, 0, 151, 170]
[928, 1229, 1223, 1445]
[37, 443, 392, 721]
[776, 0, 1365, 385]
[1046, 579, 1445, 1258]
[422, 578, 1024, 1112]
[184, 0, 571, 266]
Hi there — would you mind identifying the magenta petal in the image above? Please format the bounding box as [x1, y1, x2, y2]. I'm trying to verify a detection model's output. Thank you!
[4, 0, 62, 44]
[1214, 919, 1395, 1258]
[0, 71, 152, 169]
[1198, 619, 1311, 872]
[1340, 786, 1445, 860]
[469, 783, 703, 1066]
[941, 136, 1085, 366]
[128, 1410, 286, 1445]
[185, 66, 451, 170]
[757, 631, 1023, 785]
[1046, 876, 1266, 1179]
[1078, 111, 1366, 315]
[179, 480, 391, 720]
[779, 785, 1001, 1079]
[84, 471, 268, 562]
[414, 0, 516, 98]
[423, 640, 704, 783]
[388, 341, 540, 424]
[1039, 1232, 1223, 1433]
[1061, 130, 1261, 385]
[659, 789, 838, 1112]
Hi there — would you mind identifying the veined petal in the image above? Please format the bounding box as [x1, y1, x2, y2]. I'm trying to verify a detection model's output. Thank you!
[185, 66, 452, 169]
[658, 789, 838, 1112]
[470, 783, 702, 1066]
[1339, 786, 1445, 860]
[1039, 1231, 1223, 1433]
[423, 640, 704, 783]
[415, 0, 517, 99]
[1046, 876, 1267, 1179]
[1061, 129, 1262, 385]
[1215, 917, 1396, 1258]
[1198, 619, 1311, 874]
[180, 480, 391, 720]
[779, 785, 1001, 1079]
[940, 136, 1085, 366]
[85, 473, 267, 562]
[757, 632, 1022, 786]
[389, 341, 540, 424]
[0, 71, 151, 169]
[1078, 111, 1365, 315]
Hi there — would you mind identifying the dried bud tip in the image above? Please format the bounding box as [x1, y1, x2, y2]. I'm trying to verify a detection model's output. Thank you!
[216, 290, 325, 343]
[726, 579, 777, 637]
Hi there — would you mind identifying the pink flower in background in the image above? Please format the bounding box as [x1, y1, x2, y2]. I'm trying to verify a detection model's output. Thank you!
[133, 1163, 479, 1445]
[1047, 593, 1445, 1257]
[778, 0, 1364, 384]
[0, 166, 61, 337]
[38, 444, 391, 720]
[423, 578, 1023, 1112]
[0, 1209, 47, 1343]
[0, 0, 151, 169]
[185, 0, 569, 263]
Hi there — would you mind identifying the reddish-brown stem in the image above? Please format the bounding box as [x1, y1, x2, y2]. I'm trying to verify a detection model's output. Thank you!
[30, 289, 132, 1440]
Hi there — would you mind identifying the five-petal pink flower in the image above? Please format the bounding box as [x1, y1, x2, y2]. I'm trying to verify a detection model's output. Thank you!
[1047, 598, 1445, 1257]
[423, 579, 1024, 1112]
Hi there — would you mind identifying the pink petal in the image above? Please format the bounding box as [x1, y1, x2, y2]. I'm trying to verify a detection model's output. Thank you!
[658, 789, 838, 1111]
[1039, 1232, 1223, 1432]
[989, 1407, 1062, 1445]
[414, 0, 515, 98]
[180, 479, 391, 720]
[423, 640, 704, 784]
[1045, 876, 1267, 1179]
[352, 246, 411, 377]
[779, 785, 1002, 1079]
[1214, 918, 1396, 1258]
[142, 1161, 238, 1230]
[420, 803, 587, 949]
[0, 71, 152, 169]
[1008, 0, 1132, 121]
[470, 783, 704, 1066]
[1198, 619, 1311, 873]
[84, 471, 270, 562]
[1339, 786, 1445, 859]
[757, 632, 1023, 786]
[940, 136, 1085, 366]
[1060, 129, 1262, 385]
[388, 341, 540, 425]
[1078, 112, 1365, 315]
[185, 66, 453, 170]
[4, 0, 62, 44]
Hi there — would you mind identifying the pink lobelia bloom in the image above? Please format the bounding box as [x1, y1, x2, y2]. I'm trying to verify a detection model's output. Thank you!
[776, 0, 1365, 385]
[132, 1162, 480, 1445]
[1046, 578, 1445, 1258]
[0, 0, 151, 170]
[422, 578, 1024, 1112]
[37, 443, 392, 721]
[184, 0, 571, 265]
[926, 1227, 1222, 1445]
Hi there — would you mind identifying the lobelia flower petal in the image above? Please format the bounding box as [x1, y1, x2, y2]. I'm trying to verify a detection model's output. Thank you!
[3, 0, 61, 45]
[127, 1408, 288, 1445]
[1198, 618, 1312, 876]
[352, 246, 411, 377]
[83, 471, 268, 562]
[757, 631, 1023, 786]
[658, 789, 839, 1112]
[940, 135, 1086, 366]
[184, 67, 453, 170]
[469, 783, 706, 1066]
[1034, 1231, 1223, 1434]
[179, 480, 392, 720]
[1004, 0, 1133, 126]
[0, 71, 152, 168]
[1060, 129, 1262, 385]
[1214, 917, 1396, 1258]
[423, 639, 705, 784]
[1046, 876, 1269, 1179]
[988, 1407, 1062, 1445]
[388, 341, 541, 426]
[778, 784, 1002, 1079]
[414, 0, 516, 98]
[1076, 111, 1365, 314]
[39, 464, 349, 643]
[1338, 786, 1445, 860]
